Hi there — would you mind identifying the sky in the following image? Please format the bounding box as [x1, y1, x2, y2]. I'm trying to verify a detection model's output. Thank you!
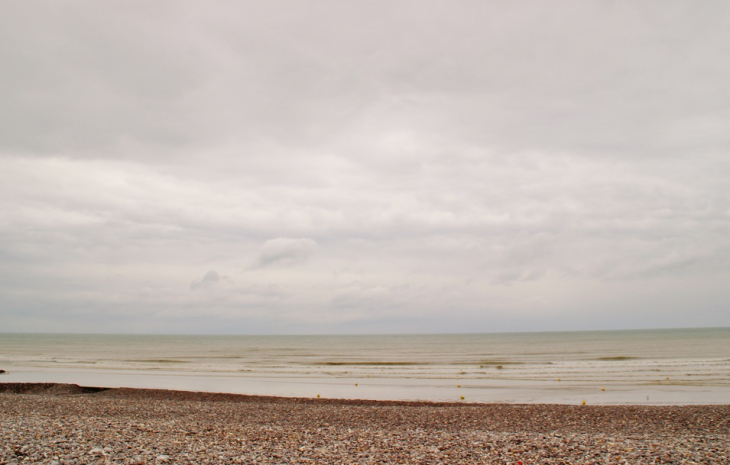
[1, 1, 729, 334]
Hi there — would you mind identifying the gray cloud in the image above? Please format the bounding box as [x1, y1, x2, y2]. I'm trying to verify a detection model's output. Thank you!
[255, 238, 318, 268]
[190, 270, 222, 290]
[4, 1, 729, 162]
[1, 1, 729, 334]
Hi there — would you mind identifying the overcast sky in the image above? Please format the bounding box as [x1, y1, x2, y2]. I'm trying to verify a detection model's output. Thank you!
[1, 1, 729, 334]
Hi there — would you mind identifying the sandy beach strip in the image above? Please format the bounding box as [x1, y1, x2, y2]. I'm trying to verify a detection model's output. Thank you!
[1, 383, 728, 464]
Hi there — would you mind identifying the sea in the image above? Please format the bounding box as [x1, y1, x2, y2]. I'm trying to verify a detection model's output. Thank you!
[1, 328, 728, 405]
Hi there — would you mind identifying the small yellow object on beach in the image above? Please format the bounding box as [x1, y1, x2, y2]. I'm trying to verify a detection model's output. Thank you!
[581, 400, 586, 405]
[355, 383, 358, 386]
[457, 385, 461, 388]
[666, 377, 669, 380]
[316, 394, 320, 398]
[558, 378, 561, 382]
[601, 388, 605, 391]
[460, 396, 465, 400]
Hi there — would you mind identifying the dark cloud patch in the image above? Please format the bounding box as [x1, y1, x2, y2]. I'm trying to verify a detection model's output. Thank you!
[190, 270, 221, 290]
[254, 238, 318, 268]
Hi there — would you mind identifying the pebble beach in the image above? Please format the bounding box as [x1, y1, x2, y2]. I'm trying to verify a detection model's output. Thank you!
[1, 383, 728, 464]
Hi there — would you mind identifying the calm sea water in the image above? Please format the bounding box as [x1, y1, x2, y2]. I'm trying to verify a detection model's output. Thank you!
[1, 328, 728, 387]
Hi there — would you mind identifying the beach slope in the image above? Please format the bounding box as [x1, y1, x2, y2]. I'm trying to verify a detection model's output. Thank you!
[1, 383, 728, 464]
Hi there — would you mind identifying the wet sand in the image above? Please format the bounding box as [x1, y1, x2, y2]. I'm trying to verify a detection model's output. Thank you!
[1, 383, 728, 464]
[5, 369, 729, 405]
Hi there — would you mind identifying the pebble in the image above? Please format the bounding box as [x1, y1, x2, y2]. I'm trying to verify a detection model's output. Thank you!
[1, 383, 728, 464]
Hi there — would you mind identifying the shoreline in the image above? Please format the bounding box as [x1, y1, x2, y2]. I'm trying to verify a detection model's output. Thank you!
[3, 368, 729, 405]
[2, 381, 729, 407]
[2, 383, 729, 463]
[0, 382, 473, 407]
